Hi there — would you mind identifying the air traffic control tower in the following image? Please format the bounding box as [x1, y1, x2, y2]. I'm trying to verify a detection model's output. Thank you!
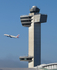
[20, 6, 47, 68]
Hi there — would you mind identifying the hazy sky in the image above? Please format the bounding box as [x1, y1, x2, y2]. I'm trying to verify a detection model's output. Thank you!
[0, 0, 57, 68]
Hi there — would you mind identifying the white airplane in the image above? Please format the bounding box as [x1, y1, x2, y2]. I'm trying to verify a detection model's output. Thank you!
[4, 34, 19, 38]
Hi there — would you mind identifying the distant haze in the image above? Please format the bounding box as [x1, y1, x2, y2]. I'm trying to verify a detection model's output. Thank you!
[0, 59, 53, 68]
[0, 59, 28, 68]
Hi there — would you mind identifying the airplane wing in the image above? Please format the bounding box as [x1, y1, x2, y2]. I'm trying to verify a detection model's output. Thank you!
[9, 35, 12, 38]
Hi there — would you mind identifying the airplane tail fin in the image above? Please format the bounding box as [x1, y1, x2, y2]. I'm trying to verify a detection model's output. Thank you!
[17, 34, 19, 38]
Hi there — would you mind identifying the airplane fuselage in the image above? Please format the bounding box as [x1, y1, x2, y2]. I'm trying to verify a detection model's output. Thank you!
[4, 34, 19, 38]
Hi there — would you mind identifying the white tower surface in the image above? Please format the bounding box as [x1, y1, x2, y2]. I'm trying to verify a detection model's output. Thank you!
[28, 15, 41, 68]
[20, 6, 47, 68]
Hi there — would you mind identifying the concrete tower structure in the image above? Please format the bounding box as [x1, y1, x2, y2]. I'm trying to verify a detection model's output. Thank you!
[20, 6, 47, 68]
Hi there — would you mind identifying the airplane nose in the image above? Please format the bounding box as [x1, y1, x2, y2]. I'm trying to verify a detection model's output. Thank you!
[4, 34, 6, 35]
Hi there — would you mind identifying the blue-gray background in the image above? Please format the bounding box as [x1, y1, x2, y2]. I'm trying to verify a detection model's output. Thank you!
[0, 0, 57, 68]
